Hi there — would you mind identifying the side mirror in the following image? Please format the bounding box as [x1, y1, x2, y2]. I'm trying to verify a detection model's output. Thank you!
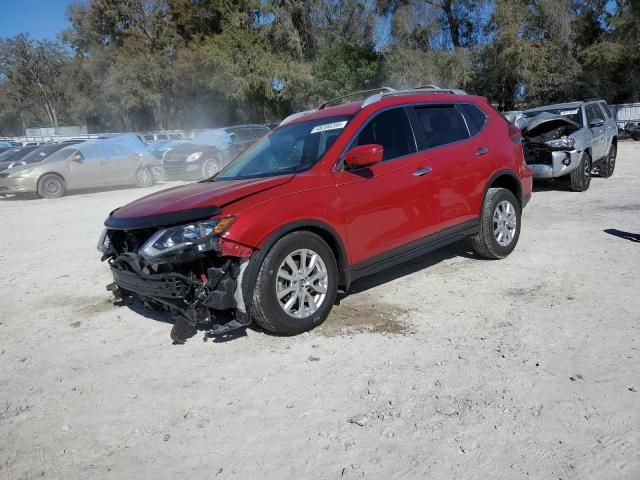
[71, 153, 83, 163]
[344, 144, 383, 170]
[589, 118, 605, 128]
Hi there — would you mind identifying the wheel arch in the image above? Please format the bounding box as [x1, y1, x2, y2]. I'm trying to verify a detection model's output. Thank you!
[482, 170, 522, 209]
[37, 171, 67, 189]
[244, 220, 351, 301]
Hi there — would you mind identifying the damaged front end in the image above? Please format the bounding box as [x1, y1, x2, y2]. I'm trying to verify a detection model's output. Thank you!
[517, 112, 582, 179]
[98, 210, 254, 343]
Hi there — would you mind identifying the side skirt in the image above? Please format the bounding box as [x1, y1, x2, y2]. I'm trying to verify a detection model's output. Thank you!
[347, 219, 479, 284]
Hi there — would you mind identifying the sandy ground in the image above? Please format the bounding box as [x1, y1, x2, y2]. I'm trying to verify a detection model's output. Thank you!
[1, 142, 639, 480]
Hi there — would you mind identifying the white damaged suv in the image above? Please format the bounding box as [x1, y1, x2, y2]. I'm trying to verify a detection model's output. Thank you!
[516, 99, 618, 191]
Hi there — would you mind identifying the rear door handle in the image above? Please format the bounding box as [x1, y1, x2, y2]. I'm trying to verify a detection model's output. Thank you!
[475, 147, 489, 156]
[413, 167, 432, 176]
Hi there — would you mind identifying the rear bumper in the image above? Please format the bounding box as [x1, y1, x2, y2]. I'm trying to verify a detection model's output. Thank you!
[528, 150, 581, 179]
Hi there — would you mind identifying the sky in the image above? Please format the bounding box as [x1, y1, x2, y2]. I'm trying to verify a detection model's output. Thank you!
[0, 0, 73, 40]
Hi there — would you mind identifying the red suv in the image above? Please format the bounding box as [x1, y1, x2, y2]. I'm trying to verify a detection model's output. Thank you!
[98, 87, 532, 342]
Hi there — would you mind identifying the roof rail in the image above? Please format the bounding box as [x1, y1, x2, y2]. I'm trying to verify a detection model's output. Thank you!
[584, 98, 603, 102]
[318, 87, 396, 110]
[361, 85, 467, 108]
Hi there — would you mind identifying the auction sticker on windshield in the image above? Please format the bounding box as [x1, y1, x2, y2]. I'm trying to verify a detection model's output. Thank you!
[560, 110, 579, 116]
[310, 121, 348, 134]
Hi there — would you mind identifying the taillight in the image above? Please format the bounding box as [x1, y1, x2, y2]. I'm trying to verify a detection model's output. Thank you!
[508, 123, 522, 144]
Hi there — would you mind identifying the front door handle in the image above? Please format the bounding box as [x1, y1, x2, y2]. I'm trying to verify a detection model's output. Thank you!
[413, 167, 432, 176]
[475, 147, 489, 156]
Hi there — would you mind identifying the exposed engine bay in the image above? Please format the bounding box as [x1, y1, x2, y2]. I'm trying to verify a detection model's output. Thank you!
[99, 212, 255, 344]
[517, 113, 581, 166]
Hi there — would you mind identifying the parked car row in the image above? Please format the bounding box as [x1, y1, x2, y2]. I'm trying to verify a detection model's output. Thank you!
[0, 135, 162, 198]
[0, 123, 276, 198]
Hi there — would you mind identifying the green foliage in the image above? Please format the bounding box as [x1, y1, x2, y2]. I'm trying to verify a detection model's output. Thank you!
[0, 0, 639, 136]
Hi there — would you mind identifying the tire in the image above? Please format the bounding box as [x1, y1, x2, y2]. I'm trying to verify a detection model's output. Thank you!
[37, 174, 66, 199]
[632, 131, 640, 141]
[201, 156, 222, 179]
[251, 231, 338, 335]
[598, 143, 616, 178]
[569, 152, 591, 192]
[472, 188, 521, 259]
[134, 168, 154, 188]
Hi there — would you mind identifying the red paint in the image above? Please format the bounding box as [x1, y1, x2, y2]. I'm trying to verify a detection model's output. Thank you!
[114, 93, 532, 268]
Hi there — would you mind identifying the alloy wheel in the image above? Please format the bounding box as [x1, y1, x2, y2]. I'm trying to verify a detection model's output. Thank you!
[204, 160, 219, 177]
[136, 169, 152, 185]
[493, 200, 517, 247]
[276, 248, 328, 318]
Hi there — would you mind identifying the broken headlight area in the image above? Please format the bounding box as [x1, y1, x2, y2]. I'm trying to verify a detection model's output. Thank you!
[139, 217, 234, 262]
[99, 220, 253, 344]
[544, 136, 576, 150]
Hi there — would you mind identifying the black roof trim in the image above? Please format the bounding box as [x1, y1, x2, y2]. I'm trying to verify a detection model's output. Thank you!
[104, 205, 221, 230]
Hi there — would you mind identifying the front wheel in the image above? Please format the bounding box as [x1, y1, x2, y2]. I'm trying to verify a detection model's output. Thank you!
[569, 152, 591, 192]
[37, 174, 66, 199]
[598, 144, 616, 178]
[251, 231, 338, 335]
[201, 156, 222, 179]
[134, 168, 154, 188]
[472, 188, 521, 259]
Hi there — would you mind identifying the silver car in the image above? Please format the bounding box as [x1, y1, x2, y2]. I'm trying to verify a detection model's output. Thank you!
[0, 138, 163, 198]
[518, 99, 618, 191]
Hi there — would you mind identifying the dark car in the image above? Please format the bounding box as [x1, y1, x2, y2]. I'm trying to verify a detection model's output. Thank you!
[0, 141, 83, 172]
[0, 146, 41, 171]
[625, 121, 640, 141]
[99, 86, 532, 343]
[163, 124, 271, 180]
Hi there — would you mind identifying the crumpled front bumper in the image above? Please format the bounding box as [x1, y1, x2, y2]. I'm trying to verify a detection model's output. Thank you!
[108, 252, 250, 332]
[528, 150, 582, 179]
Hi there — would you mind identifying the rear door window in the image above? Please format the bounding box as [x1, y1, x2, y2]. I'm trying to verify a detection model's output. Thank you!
[412, 105, 471, 150]
[459, 104, 487, 136]
[353, 107, 416, 161]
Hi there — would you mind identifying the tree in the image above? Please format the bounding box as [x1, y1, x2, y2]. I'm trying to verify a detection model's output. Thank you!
[0, 35, 73, 128]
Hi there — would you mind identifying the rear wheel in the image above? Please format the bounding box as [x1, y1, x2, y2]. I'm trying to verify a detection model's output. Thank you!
[569, 152, 591, 192]
[37, 174, 66, 199]
[251, 231, 338, 335]
[598, 144, 616, 178]
[472, 188, 521, 259]
[134, 168, 154, 187]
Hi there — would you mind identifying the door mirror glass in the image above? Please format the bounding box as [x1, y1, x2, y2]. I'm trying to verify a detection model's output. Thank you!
[589, 118, 604, 128]
[71, 152, 83, 163]
[344, 144, 383, 169]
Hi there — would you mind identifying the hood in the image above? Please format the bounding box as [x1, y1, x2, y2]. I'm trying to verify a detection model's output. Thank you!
[517, 111, 581, 135]
[107, 175, 294, 225]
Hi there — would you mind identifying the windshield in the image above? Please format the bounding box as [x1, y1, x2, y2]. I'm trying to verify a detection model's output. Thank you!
[43, 147, 76, 163]
[20, 144, 66, 164]
[525, 107, 583, 126]
[215, 115, 351, 180]
[0, 148, 24, 162]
